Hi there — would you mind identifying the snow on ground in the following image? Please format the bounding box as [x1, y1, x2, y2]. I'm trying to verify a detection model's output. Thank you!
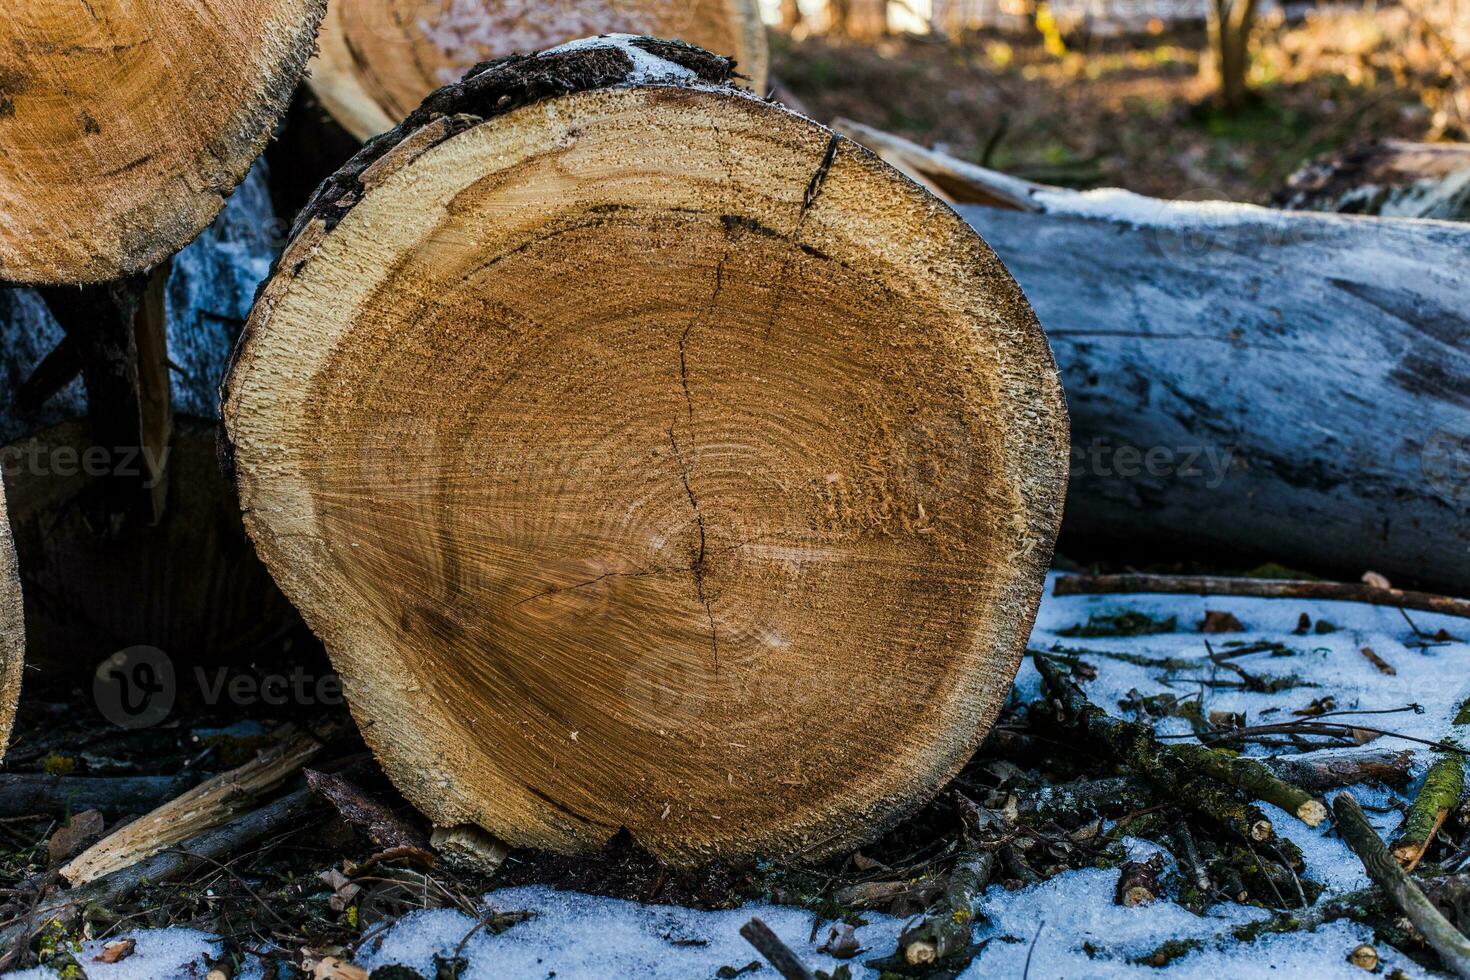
[11, 574, 1469, 978]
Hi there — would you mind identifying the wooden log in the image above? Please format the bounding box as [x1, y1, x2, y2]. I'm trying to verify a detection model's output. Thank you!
[3, 418, 300, 685]
[0, 164, 281, 446]
[956, 191, 1470, 596]
[221, 37, 1069, 864]
[1277, 140, 1470, 221]
[833, 123, 1470, 594]
[309, 0, 769, 141]
[0, 0, 324, 285]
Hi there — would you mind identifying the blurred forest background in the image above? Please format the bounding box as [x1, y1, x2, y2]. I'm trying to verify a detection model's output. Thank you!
[764, 0, 1468, 201]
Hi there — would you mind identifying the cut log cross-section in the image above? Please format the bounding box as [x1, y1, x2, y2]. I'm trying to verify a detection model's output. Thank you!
[224, 38, 1068, 863]
[0, 0, 326, 285]
[0, 0, 325, 525]
[309, 0, 768, 141]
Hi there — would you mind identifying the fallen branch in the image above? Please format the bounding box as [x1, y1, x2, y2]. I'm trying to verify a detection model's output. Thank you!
[0, 783, 324, 970]
[1391, 697, 1470, 870]
[740, 917, 816, 980]
[1053, 574, 1470, 622]
[890, 851, 994, 968]
[1035, 657, 1327, 828]
[59, 725, 327, 887]
[1259, 749, 1414, 792]
[0, 773, 200, 818]
[1332, 793, 1470, 977]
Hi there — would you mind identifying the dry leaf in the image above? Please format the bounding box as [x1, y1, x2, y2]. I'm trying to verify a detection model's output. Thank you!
[94, 938, 135, 964]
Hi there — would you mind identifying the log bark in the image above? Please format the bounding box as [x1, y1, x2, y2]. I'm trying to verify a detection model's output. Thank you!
[952, 197, 1470, 596]
[0, 485, 22, 759]
[222, 37, 1069, 864]
[0, 0, 324, 285]
[308, 1, 769, 142]
[1277, 140, 1470, 221]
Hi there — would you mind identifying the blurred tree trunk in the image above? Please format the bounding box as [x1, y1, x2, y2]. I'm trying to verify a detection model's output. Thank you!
[780, 0, 803, 31]
[827, 0, 851, 33]
[1205, 0, 1260, 111]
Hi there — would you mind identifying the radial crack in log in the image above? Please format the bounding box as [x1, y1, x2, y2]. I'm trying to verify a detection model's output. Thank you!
[0, 0, 326, 285]
[222, 37, 1069, 864]
[309, 0, 769, 142]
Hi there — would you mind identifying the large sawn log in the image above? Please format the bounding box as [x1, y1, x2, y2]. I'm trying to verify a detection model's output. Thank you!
[222, 38, 1069, 864]
[309, 0, 768, 141]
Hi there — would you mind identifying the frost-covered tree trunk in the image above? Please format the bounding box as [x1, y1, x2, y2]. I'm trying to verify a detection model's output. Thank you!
[962, 194, 1470, 595]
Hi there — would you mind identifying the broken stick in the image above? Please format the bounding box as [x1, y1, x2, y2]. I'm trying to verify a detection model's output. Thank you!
[1333, 793, 1470, 977]
[58, 725, 327, 887]
[1035, 656, 1327, 828]
[1053, 574, 1470, 622]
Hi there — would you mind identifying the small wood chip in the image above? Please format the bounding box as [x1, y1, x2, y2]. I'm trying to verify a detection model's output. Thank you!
[1360, 646, 1397, 675]
[1348, 943, 1379, 970]
[1200, 610, 1245, 633]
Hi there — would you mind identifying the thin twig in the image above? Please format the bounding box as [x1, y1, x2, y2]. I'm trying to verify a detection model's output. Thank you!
[1054, 573, 1470, 621]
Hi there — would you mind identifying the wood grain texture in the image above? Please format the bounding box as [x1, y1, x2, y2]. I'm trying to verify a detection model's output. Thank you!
[309, 0, 768, 141]
[0, 0, 325, 284]
[224, 38, 1068, 864]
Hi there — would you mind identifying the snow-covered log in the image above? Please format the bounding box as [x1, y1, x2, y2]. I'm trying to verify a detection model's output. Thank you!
[0, 485, 22, 758]
[960, 193, 1470, 595]
[836, 120, 1470, 593]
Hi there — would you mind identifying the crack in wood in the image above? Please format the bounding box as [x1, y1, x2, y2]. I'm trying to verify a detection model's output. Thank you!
[668, 427, 719, 673]
[764, 132, 841, 342]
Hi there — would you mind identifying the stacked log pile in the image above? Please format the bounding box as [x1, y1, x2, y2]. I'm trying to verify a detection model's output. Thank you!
[0, 2, 1469, 974]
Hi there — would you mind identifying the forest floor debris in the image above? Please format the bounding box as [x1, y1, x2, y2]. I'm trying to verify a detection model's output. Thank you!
[4, 572, 1470, 977]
